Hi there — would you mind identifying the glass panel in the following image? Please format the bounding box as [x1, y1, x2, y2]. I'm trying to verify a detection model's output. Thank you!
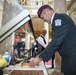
[0, 0, 35, 42]
[0, 0, 35, 57]
[2, 0, 24, 26]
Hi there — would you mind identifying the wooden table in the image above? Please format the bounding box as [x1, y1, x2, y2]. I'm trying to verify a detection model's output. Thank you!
[4, 61, 48, 75]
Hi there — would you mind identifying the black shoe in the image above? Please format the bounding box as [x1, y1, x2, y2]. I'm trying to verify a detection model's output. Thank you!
[51, 65, 54, 69]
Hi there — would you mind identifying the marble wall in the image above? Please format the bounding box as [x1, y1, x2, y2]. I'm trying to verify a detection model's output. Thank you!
[0, 34, 13, 56]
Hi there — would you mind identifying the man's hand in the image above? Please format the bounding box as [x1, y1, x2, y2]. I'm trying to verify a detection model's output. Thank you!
[28, 55, 42, 67]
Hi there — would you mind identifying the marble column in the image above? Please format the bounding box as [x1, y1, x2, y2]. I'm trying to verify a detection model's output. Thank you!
[54, 0, 67, 13]
[25, 34, 30, 49]
[70, 12, 76, 25]
[0, 11, 2, 28]
[54, 0, 67, 75]
[25, 34, 31, 58]
[0, 0, 3, 28]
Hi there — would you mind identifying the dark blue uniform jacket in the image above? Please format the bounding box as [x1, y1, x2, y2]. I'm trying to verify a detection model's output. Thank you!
[39, 13, 76, 73]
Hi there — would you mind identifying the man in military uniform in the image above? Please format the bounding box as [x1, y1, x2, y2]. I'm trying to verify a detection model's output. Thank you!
[29, 5, 76, 75]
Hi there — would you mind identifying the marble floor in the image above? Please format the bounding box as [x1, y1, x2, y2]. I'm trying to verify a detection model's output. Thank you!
[47, 68, 64, 75]
[47, 68, 55, 75]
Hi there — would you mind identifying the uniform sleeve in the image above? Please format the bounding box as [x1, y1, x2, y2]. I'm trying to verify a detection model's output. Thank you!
[39, 15, 72, 61]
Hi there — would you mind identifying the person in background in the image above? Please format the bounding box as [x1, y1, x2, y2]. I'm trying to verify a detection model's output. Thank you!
[38, 29, 55, 68]
[32, 29, 47, 57]
[17, 39, 25, 58]
[13, 36, 25, 58]
[32, 41, 38, 57]
[16, 40, 21, 58]
[29, 5, 76, 75]
[37, 29, 47, 54]
[51, 54, 55, 68]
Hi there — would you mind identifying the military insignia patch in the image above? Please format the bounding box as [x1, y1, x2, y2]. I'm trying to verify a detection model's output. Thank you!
[55, 19, 61, 26]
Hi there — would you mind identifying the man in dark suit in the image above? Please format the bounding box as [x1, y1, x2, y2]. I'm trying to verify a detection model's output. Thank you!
[29, 5, 76, 75]
[17, 41, 25, 58]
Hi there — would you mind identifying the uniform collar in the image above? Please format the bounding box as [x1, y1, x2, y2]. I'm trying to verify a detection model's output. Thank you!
[51, 13, 55, 24]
